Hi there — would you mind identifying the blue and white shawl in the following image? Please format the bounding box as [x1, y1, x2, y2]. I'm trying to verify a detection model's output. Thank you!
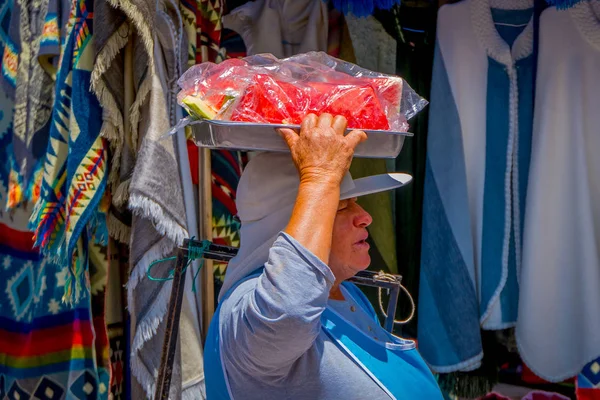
[418, 0, 535, 373]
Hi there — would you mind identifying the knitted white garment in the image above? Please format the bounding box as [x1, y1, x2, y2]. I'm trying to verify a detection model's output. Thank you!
[517, 1, 600, 381]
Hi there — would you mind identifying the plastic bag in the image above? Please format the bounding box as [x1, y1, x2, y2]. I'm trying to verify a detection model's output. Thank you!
[177, 52, 427, 133]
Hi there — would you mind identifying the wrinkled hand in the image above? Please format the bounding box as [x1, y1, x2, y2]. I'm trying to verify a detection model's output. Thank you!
[278, 114, 367, 187]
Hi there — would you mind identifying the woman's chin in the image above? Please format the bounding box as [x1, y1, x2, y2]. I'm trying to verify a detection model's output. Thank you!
[355, 255, 371, 271]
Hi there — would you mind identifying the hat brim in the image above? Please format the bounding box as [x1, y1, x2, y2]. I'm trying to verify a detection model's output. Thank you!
[340, 173, 412, 200]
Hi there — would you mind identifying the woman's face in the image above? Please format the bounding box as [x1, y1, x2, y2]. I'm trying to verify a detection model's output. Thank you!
[329, 198, 373, 281]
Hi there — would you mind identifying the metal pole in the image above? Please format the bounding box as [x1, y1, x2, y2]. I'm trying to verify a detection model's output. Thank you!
[198, 147, 214, 339]
[154, 246, 189, 400]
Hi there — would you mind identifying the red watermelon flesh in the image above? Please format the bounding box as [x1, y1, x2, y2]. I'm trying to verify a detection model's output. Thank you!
[230, 76, 391, 130]
[180, 57, 406, 131]
[306, 82, 390, 130]
[231, 74, 310, 124]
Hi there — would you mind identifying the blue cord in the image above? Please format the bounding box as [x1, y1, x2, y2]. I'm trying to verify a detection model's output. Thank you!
[146, 237, 211, 293]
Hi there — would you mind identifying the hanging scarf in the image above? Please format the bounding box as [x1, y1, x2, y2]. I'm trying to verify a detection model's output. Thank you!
[419, 0, 534, 374]
[0, 0, 16, 212]
[0, 219, 111, 400]
[0, 20, 111, 391]
[29, 0, 109, 302]
[516, 0, 600, 382]
[6, 0, 65, 208]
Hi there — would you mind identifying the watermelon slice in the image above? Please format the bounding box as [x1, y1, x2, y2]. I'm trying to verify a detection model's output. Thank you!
[182, 96, 218, 119]
[230, 78, 390, 130]
[306, 82, 390, 130]
[179, 55, 407, 131]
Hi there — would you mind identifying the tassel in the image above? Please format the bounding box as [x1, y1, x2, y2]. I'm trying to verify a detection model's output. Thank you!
[438, 371, 497, 399]
[544, 0, 583, 10]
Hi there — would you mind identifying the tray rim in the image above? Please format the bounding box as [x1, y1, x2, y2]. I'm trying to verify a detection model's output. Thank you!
[189, 118, 414, 137]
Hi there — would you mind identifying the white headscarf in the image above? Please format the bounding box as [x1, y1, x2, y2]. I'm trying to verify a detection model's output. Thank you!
[219, 152, 412, 301]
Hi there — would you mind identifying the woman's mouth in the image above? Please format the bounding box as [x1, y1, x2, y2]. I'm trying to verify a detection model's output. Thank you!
[354, 237, 370, 249]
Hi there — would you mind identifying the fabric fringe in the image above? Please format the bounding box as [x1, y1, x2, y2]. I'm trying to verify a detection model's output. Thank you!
[28, 195, 44, 233]
[107, 0, 154, 59]
[182, 379, 207, 400]
[129, 331, 160, 399]
[107, 212, 131, 244]
[129, 282, 172, 399]
[428, 351, 483, 375]
[113, 178, 130, 207]
[90, 22, 130, 92]
[438, 371, 497, 399]
[126, 236, 176, 307]
[130, 282, 171, 353]
[107, 0, 155, 148]
[90, 23, 128, 188]
[127, 238, 177, 398]
[129, 194, 187, 246]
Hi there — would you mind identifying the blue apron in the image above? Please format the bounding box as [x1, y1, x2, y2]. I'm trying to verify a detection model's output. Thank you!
[204, 270, 442, 399]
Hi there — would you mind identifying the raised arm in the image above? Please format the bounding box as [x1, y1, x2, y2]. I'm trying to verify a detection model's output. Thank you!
[220, 114, 367, 378]
[280, 113, 367, 264]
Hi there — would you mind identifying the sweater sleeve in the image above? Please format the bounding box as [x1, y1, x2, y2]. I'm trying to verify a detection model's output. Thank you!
[220, 232, 335, 378]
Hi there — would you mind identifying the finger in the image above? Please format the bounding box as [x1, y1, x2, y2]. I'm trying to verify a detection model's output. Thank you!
[301, 114, 318, 134]
[277, 128, 298, 149]
[331, 115, 348, 136]
[317, 113, 333, 129]
[345, 130, 368, 150]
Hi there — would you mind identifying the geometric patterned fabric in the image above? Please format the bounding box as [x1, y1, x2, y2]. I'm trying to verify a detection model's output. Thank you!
[0, 222, 110, 400]
[0, 1, 111, 396]
[180, 0, 243, 286]
[578, 357, 600, 400]
[29, 0, 108, 303]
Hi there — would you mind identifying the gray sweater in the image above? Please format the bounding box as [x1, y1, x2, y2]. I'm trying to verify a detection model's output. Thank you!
[218, 233, 393, 399]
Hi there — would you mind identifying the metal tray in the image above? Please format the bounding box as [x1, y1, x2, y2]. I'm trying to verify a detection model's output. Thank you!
[188, 119, 412, 158]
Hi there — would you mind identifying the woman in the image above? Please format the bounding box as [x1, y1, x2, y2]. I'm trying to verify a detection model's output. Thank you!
[205, 113, 443, 399]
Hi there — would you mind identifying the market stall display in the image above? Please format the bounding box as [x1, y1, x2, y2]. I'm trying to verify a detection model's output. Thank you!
[173, 52, 427, 157]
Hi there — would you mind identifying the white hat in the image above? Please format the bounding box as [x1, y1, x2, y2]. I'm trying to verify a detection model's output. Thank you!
[236, 152, 412, 222]
[219, 152, 412, 300]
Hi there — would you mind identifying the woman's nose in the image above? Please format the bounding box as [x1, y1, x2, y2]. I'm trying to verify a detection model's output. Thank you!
[354, 205, 373, 228]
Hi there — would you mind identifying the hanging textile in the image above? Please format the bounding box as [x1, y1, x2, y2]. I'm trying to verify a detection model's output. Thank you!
[91, 0, 132, 245]
[516, 0, 600, 382]
[0, 0, 16, 211]
[0, 220, 111, 400]
[5, 0, 66, 209]
[29, 0, 109, 302]
[105, 238, 127, 399]
[222, 0, 328, 58]
[578, 357, 600, 400]
[1, 96, 111, 399]
[419, 0, 534, 373]
[111, 0, 207, 398]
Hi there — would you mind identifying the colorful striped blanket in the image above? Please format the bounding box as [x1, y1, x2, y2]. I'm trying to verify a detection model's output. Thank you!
[0, 222, 110, 400]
